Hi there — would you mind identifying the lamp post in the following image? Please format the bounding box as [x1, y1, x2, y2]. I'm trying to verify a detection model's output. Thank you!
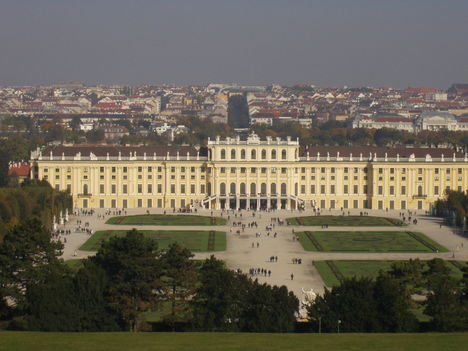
[337, 319, 341, 333]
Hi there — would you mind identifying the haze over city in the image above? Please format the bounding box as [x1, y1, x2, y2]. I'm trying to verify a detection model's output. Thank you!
[1, 0, 467, 88]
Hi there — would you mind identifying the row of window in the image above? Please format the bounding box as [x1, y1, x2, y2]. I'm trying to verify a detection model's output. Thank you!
[220, 148, 289, 160]
[313, 199, 420, 210]
[44, 166, 207, 174]
[84, 198, 189, 209]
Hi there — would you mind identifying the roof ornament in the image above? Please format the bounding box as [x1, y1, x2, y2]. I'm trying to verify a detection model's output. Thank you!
[317, 152, 320, 161]
[153, 152, 156, 160]
[359, 153, 363, 161]
[464, 153, 468, 162]
[396, 153, 400, 162]
[384, 153, 388, 162]
[441, 154, 445, 162]
[106, 152, 110, 161]
[425, 154, 432, 162]
[409, 153, 415, 162]
[307, 151, 310, 161]
[62, 152, 65, 160]
[326, 152, 330, 161]
[246, 132, 260, 144]
[50, 150, 53, 160]
[143, 152, 147, 160]
[167, 151, 170, 160]
[118, 151, 121, 160]
[453, 153, 456, 162]
[187, 152, 190, 160]
[349, 152, 353, 161]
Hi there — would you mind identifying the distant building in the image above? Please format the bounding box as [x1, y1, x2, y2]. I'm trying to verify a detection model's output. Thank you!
[8, 162, 30, 183]
[352, 114, 414, 132]
[414, 112, 458, 132]
[30, 134, 468, 211]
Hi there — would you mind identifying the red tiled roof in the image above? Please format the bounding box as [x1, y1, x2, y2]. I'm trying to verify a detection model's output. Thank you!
[8, 163, 30, 177]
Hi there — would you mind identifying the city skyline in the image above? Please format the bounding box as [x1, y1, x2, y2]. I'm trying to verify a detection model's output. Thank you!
[0, 0, 467, 88]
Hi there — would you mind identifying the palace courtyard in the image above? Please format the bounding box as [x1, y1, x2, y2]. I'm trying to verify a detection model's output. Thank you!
[57, 208, 468, 298]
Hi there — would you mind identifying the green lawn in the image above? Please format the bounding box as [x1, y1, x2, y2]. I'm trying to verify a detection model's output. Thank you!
[80, 230, 226, 252]
[64, 259, 84, 271]
[1, 332, 467, 351]
[287, 215, 405, 226]
[106, 214, 226, 226]
[314, 260, 467, 287]
[297, 231, 448, 252]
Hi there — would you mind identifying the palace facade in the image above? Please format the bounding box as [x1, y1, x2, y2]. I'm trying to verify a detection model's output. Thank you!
[30, 134, 468, 211]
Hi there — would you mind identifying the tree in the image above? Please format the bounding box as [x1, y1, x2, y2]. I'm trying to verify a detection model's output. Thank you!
[25, 263, 79, 331]
[69, 116, 82, 131]
[86, 129, 105, 143]
[308, 277, 380, 332]
[91, 229, 162, 331]
[191, 256, 298, 332]
[72, 260, 123, 331]
[0, 219, 63, 312]
[425, 274, 468, 331]
[160, 243, 198, 331]
[191, 256, 245, 331]
[239, 280, 298, 333]
[373, 274, 418, 332]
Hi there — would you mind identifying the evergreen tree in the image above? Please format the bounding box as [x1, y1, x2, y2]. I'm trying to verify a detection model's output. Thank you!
[160, 243, 198, 331]
[91, 229, 162, 331]
[191, 256, 243, 331]
[425, 274, 468, 331]
[0, 219, 63, 312]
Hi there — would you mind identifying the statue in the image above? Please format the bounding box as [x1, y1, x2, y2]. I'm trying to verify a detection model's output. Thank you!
[298, 288, 317, 320]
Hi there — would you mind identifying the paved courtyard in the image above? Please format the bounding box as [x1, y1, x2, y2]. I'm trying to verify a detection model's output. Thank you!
[57, 208, 468, 299]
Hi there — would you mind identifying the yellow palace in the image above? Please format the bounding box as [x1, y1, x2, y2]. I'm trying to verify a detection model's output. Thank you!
[30, 133, 468, 211]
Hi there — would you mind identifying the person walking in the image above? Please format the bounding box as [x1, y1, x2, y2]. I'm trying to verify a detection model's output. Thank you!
[291, 273, 294, 280]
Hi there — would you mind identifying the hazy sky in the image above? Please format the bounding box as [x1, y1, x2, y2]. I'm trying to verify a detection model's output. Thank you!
[0, 0, 467, 88]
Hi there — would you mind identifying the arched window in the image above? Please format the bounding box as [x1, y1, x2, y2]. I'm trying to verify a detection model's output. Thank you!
[251, 149, 256, 160]
[220, 183, 226, 195]
[261, 149, 267, 160]
[281, 183, 287, 195]
[231, 149, 236, 160]
[271, 149, 277, 160]
[220, 149, 226, 160]
[281, 149, 287, 160]
[261, 183, 267, 194]
[271, 183, 277, 195]
[83, 184, 88, 195]
[240, 183, 246, 195]
[418, 185, 423, 196]
[241, 149, 246, 160]
[250, 183, 256, 195]
[230, 182, 236, 195]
